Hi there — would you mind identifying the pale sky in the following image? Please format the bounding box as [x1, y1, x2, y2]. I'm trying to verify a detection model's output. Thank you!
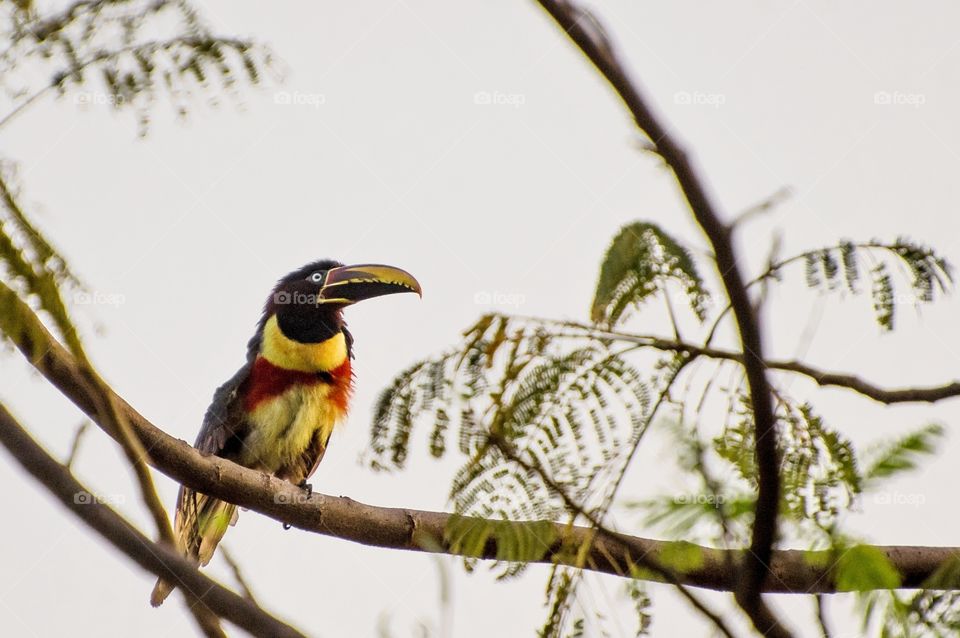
[3, 1, 960, 637]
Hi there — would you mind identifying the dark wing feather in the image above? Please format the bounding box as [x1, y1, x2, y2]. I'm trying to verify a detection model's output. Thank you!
[194, 361, 253, 457]
[151, 360, 252, 606]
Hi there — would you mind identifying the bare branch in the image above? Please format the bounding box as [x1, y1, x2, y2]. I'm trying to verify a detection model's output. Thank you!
[543, 318, 960, 404]
[65, 419, 89, 469]
[0, 402, 305, 638]
[731, 186, 793, 230]
[815, 594, 833, 638]
[220, 546, 260, 605]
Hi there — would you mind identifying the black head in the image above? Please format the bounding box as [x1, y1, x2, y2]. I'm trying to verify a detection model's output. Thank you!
[250, 259, 422, 350]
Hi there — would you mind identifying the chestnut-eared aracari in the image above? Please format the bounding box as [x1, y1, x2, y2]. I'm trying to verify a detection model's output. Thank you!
[150, 260, 421, 606]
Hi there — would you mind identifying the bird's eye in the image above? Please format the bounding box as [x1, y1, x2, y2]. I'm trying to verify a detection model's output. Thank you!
[309, 271, 325, 284]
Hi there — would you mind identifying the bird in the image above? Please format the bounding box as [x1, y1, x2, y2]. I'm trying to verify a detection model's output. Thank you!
[150, 260, 421, 606]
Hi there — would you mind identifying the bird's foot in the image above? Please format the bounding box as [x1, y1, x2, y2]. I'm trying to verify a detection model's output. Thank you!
[298, 480, 313, 497]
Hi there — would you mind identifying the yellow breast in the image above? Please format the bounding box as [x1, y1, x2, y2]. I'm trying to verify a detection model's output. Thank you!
[241, 382, 343, 473]
[260, 315, 348, 372]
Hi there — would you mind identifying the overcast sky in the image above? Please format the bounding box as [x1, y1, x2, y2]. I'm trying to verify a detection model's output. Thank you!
[3, 1, 960, 637]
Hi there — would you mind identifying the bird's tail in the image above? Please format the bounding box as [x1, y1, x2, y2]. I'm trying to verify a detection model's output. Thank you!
[150, 485, 239, 606]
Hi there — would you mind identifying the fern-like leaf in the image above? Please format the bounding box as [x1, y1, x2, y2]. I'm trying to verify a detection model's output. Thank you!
[591, 222, 709, 327]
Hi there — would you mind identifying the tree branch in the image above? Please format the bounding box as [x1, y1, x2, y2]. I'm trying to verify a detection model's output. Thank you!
[0, 188, 223, 635]
[530, 2, 784, 631]
[5, 289, 960, 595]
[542, 318, 960, 404]
[0, 402, 305, 638]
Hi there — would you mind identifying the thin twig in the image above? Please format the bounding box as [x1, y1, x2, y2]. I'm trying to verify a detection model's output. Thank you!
[815, 594, 832, 638]
[65, 419, 89, 469]
[220, 546, 259, 605]
[730, 186, 793, 230]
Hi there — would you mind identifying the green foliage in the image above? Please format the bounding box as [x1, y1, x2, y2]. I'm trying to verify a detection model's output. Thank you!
[798, 239, 952, 331]
[866, 557, 960, 637]
[860, 587, 960, 638]
[0, 0, 271, 134]
[539, 568, 578, 638]
[0, 169, 84, 355]
[657, 541, 704, 573]
[626, 580, 652, 636]
[368, 314, 651, 531]
[713, 395, 861, 527]
[369, 311, 663, 635]
[563, 618, 585, 638]
[864, 423, 945, 485]
[591, 222, 709, 327]
[369, 219, 954, 637]
[638, 491, 754, 542]
[836, 545, 902, 591]
[444, 515, 558, 579]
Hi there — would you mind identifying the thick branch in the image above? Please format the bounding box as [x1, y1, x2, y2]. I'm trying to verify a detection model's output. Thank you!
[531, 2, 784, 633]
[6, 294, 960, 594]
[0, 403, 304, 638]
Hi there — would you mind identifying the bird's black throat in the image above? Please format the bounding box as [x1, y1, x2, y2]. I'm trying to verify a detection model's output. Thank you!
[274, 289, 344, 344]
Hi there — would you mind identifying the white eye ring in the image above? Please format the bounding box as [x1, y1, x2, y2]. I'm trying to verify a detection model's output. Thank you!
[309, 272, 325, 283]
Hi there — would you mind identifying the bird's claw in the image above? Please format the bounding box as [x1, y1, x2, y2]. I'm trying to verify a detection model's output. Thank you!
[298, 480, 313, 497]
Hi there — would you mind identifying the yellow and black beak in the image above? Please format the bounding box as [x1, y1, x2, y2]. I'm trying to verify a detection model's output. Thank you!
[319, 263, 422, 305]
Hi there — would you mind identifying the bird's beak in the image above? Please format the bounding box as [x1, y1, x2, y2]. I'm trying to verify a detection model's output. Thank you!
[318, 263, 422, 305]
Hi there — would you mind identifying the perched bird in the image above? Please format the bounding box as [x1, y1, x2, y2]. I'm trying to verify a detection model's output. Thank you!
[151, 260, 421, 606]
